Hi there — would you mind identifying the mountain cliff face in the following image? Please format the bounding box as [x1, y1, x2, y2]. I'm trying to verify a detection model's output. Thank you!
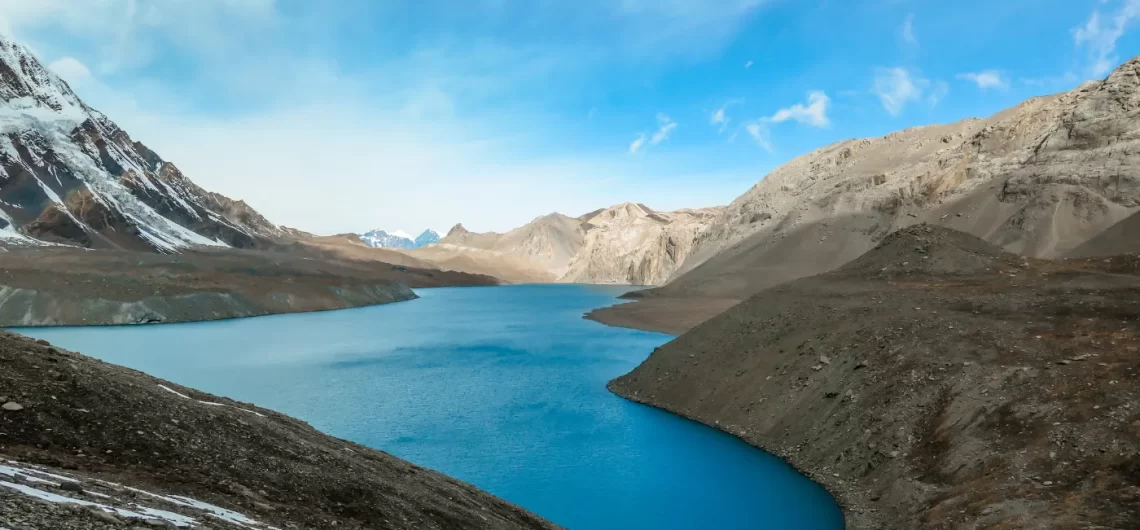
[640, 56, 1140, 302]
[565, 203, 720, 285]
[426, 204, 720, 285]
[0, 36, 281, 252]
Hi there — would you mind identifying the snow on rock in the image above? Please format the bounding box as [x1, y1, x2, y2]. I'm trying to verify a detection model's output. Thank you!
[0, 34, 281, 252]
[156, 384, 267, 417]
[2, 460, 280, 529]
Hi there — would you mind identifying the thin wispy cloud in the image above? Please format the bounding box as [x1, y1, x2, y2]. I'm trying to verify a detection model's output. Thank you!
[1073, 0, 1140, 77]
[710, 99, 742, 133]
[650, 113, 677, 145]
[901, 14, 918, 47]
[745, 122, 772, 152]
[957, 70, 1008, 90]
[872, 67, 945, 116]
[629, 134, 647, 153]
[770, 91, 831, 127]
[741, 91, 829, 152]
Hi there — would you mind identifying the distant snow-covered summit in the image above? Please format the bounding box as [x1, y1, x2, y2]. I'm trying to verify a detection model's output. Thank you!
[359, 228, 440, 250]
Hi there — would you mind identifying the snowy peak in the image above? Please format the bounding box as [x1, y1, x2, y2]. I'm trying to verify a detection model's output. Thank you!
[414, 229, 440, 247]
[359, 228, 440, 250]
[0, 34, 282, 251]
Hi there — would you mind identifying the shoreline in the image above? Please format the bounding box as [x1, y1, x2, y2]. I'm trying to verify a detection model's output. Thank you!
[589, 306, 859, 529]
[605, 379, 861, 529]
[0, 330, 560, 530]
[0, 281, 420, 327]
[2, 285, 421, 329]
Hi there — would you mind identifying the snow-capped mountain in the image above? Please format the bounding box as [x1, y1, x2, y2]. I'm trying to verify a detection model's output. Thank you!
[359, 228, 439, 250]
[0, 35, 282, 251]
[414, 229, 440, 247]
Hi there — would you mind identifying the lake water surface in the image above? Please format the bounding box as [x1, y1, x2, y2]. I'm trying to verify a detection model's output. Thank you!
[20, 284, 844, 530]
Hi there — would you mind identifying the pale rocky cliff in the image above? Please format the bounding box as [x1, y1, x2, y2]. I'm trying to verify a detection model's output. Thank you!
[564, 203, 720, 285]
[419, 203, 720, 285]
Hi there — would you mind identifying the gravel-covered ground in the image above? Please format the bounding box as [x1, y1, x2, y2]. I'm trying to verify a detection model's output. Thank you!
[608, 225, 1140, 529]
[0, 331, 559, 530]
[0, 246, 497, 326]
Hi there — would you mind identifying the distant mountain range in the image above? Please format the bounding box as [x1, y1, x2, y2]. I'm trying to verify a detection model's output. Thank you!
[359, 228, 440, 250]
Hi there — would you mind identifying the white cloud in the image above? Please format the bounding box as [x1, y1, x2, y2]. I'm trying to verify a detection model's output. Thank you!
[0, 0, 279, 74]
[629, 134, 647, 153]
[901, 14, 917, 47]
[1074, 0, 1140, 77]
[957, 70, 1008, 90]
[710, 99, 742, 133]
[769, 91, 830, 127]
[745, 60, 753, 69]
[47, 56, 91, 87]
[745, 122, 772, 152]
[650, 113, 677, 145]
[872, 67, 945, 116]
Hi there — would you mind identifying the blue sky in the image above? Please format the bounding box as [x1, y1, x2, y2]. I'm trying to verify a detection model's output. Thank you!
[1, 0, 1137, 234]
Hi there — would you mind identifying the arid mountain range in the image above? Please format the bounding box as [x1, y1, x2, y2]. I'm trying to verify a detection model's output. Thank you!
[416, 55, 1140, 317]
[404, 203, 720, 285]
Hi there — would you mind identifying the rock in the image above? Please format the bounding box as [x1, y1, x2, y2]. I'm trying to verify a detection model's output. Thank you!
[58, 481, 83, 493]
[2, 401, 24, 411]
[89, 509, 123, 524]
[819, 356, 831, 365]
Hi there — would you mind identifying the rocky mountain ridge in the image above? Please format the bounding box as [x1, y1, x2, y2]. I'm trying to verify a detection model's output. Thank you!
[613, 54, 1140, 315]
[0, 35, 282, 252]
[417, 203, 721, 284]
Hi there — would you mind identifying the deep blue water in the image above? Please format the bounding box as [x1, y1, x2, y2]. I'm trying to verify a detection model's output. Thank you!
[18, 284, 844, 530]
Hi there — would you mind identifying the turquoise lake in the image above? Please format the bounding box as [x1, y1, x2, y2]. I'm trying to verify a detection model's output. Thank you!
[19, 284, 845, 530]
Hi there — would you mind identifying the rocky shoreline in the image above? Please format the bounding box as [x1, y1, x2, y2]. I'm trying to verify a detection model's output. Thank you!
[0, 246, 498, 327]
[601, 226, 1140, 529]
[0, 330, 560, 530]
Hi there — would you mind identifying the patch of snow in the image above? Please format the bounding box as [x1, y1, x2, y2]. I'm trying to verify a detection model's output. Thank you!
[156, 384, 266, 417]
[157, 384, 191, 400]
[136, 506, 197, 527]
[0, 480, 196, 526]
[170, 495, 261, 526]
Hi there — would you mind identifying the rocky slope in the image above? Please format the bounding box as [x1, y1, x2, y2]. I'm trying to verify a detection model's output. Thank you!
[0, 246, 495, 326]
[418, 203, 720, 285]
[1068, 210, 1140, 257]
[0, 35, 282, 252]
[0, 330, 560, 529]
[607, 56, 1140, 327]
[609, 225, 1140, 529]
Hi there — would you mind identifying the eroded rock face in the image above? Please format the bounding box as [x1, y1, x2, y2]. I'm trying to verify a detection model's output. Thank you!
[430, 203, 721, 285]
[562, 204, 720, 285]
[0, 35, 283, 252]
